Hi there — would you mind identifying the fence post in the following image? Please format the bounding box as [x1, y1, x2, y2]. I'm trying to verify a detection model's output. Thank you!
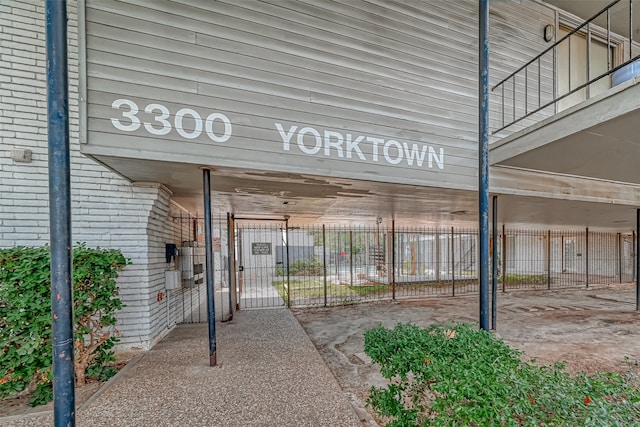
[547, 230, 551, 290]
[634, 230, 637, 283]
[636, 211, 639, 311]
[285, 218, 291, 308]
[349, 230, 354, 287]
[392, 221, 396, 300]
[586, 227, 589, 288]
[451, 226, 455, 296]
[618, 232, 622, 283]
[491, 196, 497, 330]
[502, 225, 506, 292]
[323, 225, 327, 307]
[436, 229, 441, 283]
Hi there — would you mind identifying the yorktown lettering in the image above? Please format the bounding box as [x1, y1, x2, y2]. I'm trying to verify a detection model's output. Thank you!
[109, 99, 444, 169]
[275, 123, 444, 169]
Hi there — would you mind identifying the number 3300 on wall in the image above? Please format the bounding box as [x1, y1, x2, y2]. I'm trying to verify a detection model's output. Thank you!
[110, 98, 232, 143]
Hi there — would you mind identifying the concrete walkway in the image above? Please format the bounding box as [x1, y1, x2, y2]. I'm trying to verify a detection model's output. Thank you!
[4, 309, 363, 427]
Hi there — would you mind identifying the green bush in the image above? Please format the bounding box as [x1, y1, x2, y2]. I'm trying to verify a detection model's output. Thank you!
[275, 258, 324, 276]
[0, 244, 130, 406]
[365, 322, 640, 426]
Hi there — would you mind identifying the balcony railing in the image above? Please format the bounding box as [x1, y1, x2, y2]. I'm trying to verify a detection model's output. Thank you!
[492, 0, 640, 134]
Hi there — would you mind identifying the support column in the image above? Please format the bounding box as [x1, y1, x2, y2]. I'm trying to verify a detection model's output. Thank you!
[323, 225, 327, 307]
[478, 0, 490, 331]
[46, 1, 75, 425]
[202, 168, 217, 366]
[285, 217, 291, 308]
[226, 213, 235, 320]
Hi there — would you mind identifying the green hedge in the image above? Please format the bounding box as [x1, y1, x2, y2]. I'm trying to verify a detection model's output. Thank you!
[365, 322, 640, 426]
[0, 244, 130, 406]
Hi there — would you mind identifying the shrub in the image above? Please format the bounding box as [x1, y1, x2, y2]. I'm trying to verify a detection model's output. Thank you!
[0, 244, 130, 406]
[275, 258, 324, 276]
[365, 322, 640, 426]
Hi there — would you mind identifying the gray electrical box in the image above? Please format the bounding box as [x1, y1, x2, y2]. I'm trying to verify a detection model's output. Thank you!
[165, 270, 181, 290]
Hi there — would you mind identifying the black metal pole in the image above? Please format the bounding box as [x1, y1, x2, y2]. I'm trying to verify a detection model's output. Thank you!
[491, 196, 497, 330]
[202, 168, 217, 366]
[285, 218, 291, 308]
[392, 220, 396, 299]
[502, 224, 506, 292]
[323, 225, 327, 307]
[479, 0, 490, 331]
[225, 212, 233, 321]
[451, 226, 455, 296]
[586, 227, 589, 288]
[46, 2, 75, 425]
[634, 209, 640, 311]
[547, 230, 552, 290]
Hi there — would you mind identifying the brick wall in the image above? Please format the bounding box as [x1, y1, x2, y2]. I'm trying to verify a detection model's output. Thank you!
[0, 0, 192, 350]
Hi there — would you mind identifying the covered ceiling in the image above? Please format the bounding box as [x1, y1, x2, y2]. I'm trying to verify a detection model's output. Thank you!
[93, 155, 640, 230]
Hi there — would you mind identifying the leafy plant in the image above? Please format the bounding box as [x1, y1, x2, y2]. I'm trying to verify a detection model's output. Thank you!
[275, 258, 324, 276]
[365, 322, 640, 426]
[0, 244, 130, 405]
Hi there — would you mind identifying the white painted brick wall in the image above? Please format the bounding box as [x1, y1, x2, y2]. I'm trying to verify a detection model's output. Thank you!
[0, 0, 199, 350]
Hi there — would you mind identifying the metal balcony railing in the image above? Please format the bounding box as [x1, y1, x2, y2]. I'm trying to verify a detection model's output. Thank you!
[492, 0, 640, 134]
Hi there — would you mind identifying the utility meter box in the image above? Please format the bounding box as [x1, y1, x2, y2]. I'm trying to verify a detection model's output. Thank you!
[165, 270, 182, 290]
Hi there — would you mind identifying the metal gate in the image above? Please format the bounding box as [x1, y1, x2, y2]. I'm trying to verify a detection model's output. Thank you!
[235, 221, 288, 309]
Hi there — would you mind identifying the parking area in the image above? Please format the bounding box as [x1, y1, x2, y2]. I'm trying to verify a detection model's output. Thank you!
[293, 283, 640, 424]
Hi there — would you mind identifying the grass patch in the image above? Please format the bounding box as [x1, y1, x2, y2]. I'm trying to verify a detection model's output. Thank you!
[365, 322, 640, 426]
[272, 279, 390, 302]
[502, 273, 547, 286]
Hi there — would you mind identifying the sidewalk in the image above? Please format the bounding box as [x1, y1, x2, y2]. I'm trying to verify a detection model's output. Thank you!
[4, 309, 363, 427]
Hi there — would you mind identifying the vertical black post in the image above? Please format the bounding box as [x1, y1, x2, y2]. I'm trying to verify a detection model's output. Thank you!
[547, 230, 552, 290]
[46, 2, 76, 425]
[585, 227, 589, 288]
[202, 168, 217, 366]
[349, 230, 354, 286]
[634, 231, 637, 283]
[479, 0, 490, 331]
[226, 213, 234, 320]
[636, 210, 639, 311]
[451, 226, 455, 296]
[491, 196, 498, 330]
[435, 229, 441, 283]
[392, 220, 396, 299]
[285, 217, 291, 308]
[323, 225, 327, 307]
[502, 224, 506, 292]
[618, 232, 622, 283]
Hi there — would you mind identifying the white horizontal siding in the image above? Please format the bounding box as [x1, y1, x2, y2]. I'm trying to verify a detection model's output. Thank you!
[84, 0, 556, 189]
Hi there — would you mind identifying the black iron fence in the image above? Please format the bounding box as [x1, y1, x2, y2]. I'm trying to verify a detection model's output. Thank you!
[165, 218, 636, 313]
[247, 225, 635, 308]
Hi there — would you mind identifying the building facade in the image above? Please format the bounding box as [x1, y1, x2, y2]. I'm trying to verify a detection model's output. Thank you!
[2, 0, 640, 348]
